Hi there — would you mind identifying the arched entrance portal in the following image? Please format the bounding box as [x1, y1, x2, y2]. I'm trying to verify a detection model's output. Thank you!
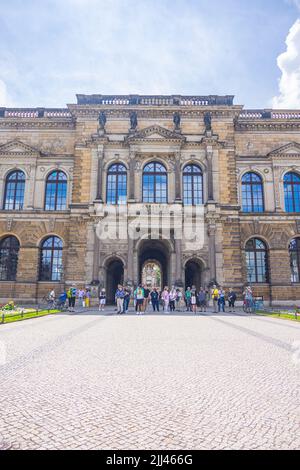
[141, 260, 162, 290]
[106, 258, 124, 304]
[185, 260, 202, 291]
[138, 240, 170, 289]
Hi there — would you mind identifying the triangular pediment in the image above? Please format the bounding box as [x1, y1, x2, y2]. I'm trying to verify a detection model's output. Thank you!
[125, 125, 186, 143]
[0, 139, 40, 156]
[268, 142, 300, 156]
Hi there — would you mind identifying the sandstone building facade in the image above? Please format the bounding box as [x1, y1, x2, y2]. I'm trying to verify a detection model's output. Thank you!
[0, 94, 300, 305]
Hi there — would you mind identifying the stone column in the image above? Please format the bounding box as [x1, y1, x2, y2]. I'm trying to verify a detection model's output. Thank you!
[208, 224, 217, 282]
[206, 147, 214, 201]
[96, 148, 104, 201]
[27, 163, 37, 209]
[174, 152, 182, 201]
[127, 235, 134, 285]
[128, 151, 136, 202]
[175, 238, 183, 285]
[92, 224, 100, 282]
[273, 165, 283, 212]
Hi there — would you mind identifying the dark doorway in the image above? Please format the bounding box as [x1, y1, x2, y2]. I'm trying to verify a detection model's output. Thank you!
[106, 259, 124, 304]
[138, 240, 169, 289]
[185, 260, 202, 290]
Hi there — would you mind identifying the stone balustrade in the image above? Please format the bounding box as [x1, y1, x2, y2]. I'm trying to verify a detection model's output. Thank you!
[240, 110, 300, 120]
[76, 94, 235, 106]
[5, 110, 39, 118]
[0, 108, 72, 118]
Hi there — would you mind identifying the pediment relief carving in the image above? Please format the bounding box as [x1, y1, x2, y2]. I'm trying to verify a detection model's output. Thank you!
[0, 139, 41, 157]
[125, 125, 186, 143]
[268, 142, 300, 157]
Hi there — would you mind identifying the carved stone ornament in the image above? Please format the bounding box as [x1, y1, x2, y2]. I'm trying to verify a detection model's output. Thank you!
[7, 218, 13, 231]
[134, 160, 142, 171]
[253, 219, 260, 234]
[40, 139, 66, 154]
[49, 219, 56, 231]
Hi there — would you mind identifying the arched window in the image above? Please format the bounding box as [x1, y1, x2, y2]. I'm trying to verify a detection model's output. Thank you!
[245, 238, 269, 283]
[0, 236, 20, 281]
[106, 163, 127, 204]
[289, 238, 300, 283]
[143, 162, 167, 203]
[39, 236, 63, 281]
[183, 164, 203, 205]
[45, 171, 67, 211]
[241, 172, 264, 213]
[284, 172, 300, 213]
[3, 170, 25, 210]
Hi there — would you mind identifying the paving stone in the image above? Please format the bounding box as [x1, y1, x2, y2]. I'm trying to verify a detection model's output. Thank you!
[0, 307, 299, 449]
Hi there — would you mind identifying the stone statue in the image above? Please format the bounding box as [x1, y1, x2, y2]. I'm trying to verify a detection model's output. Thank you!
[130, 111, 138, 130]
[98, 111, 106, 129]
[173, 112, 181, 130]
[204, 112, 212, 132]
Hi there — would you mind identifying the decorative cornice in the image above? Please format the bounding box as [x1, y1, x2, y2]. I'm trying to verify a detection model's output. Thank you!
[68, 105, 241, 120]
[236, 121, 300, 132]
[0, 120, 75, 130]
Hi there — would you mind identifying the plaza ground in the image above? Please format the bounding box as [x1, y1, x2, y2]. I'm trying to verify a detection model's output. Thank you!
[0, 307, 299, 450]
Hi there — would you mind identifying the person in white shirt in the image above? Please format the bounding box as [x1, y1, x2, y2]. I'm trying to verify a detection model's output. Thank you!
[48, 289, 55, 307]
[77, 289, 85, 307]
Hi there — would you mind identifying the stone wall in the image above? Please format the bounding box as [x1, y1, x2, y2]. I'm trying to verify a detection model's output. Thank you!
[0, 97, 300, 304]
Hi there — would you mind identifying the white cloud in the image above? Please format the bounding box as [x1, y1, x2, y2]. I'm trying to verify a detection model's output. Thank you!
[273, 18, 300, 108]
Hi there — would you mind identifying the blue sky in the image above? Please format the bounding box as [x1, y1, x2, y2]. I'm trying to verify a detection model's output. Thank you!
[0, 0, 299, 109]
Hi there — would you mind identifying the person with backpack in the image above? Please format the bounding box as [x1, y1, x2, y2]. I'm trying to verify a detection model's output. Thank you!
[197, 288, 207, 313]
[228, 288, 237, 312]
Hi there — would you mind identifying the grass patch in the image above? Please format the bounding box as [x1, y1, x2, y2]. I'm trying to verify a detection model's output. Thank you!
[255, 311, 299, 322]
[1, 309, 60, 324]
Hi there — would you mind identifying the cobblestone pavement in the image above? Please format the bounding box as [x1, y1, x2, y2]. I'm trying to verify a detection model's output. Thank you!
[0, 307, 299, 450]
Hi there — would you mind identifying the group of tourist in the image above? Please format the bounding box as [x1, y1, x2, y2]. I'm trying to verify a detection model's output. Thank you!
[109, 284, 254, 314]
[47, 286, 92, 311]
[48, 284, 254, 314]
